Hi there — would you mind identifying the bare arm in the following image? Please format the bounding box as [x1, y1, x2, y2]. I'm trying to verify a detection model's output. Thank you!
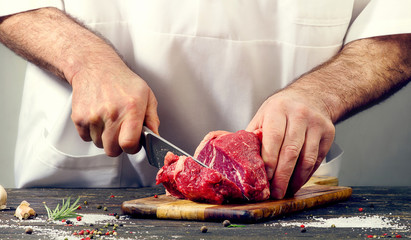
[0, 7, 160, 156]
[295, 34, 411, 123]
[247, 34, 411, 199]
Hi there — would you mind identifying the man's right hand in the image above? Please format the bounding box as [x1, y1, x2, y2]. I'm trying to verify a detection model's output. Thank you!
[71, 66, 160, 157]
[0, 7, 160, 156]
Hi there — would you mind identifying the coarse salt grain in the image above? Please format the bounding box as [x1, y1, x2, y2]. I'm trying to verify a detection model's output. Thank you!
[274, 215, 407, 230]
[53, 213, 117, 225]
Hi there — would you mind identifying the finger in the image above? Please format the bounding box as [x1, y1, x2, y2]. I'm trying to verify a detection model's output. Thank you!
[74, 124, 92, 142]
[316, 127, 335, 169]
[261, 113, 287, 180]
[246, 112, 262, 133]
[270, 118, 306, 199]
[287, 129, 321, 195]
[119, 117, 142, 154]
[101, 122, 122, 157]
[288, 123, 335, 195]
[144, 90, 160, 135]
[72, 113, 92, 142]
[90, 118, 104, 148]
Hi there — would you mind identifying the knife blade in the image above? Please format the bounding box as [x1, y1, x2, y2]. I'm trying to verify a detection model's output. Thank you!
[141, 126, 208, 169]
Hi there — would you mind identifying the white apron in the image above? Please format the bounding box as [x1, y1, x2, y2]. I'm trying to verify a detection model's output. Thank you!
[7, 0, 411, 187]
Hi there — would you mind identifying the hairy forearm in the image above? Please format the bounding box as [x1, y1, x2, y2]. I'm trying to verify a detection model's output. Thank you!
[288, 34, 411, 123]
[0, 7, 124, 84]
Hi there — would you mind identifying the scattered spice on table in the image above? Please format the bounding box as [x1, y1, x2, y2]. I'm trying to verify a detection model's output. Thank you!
[25, 227, 33, 234]
[223, 220, 231, 227]
[201, 226, 208, 233]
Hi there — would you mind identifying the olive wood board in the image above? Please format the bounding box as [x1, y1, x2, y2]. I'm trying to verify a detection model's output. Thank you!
[121, 176, 352, 223]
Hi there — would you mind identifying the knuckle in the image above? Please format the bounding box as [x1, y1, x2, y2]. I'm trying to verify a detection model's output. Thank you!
[123, 97, 144, 115]
[302, 154, 317, 166]
[325, 123, 336, 136]
[272, 173, 292, 191]
[125, 97, 139, 109]
[105, 146, 122, 157]
[71, 112, 84, 126]
[89, 113, 101, 125]
[100, 103, 119, 122]
[282, 144, 301, 160]
[268, 130, 284, 144]
[120, 140, 139, 154]
[294, 104, 310, 118]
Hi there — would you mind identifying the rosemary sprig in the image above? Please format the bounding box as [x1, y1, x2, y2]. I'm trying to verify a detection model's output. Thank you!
[44, 197, 81, 221]
[227, 224, 246, 228]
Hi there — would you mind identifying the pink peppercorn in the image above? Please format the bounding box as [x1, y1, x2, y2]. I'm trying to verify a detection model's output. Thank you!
[358, 208, 364, 212]
[77, 216, 82, 221]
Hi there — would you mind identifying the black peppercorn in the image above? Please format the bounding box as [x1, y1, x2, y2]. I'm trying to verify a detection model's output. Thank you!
[223, 220, 231, 227]
[25, 227, 33, 234]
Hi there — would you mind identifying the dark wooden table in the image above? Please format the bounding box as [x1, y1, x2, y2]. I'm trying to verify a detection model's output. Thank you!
[0, 186, 409, 239]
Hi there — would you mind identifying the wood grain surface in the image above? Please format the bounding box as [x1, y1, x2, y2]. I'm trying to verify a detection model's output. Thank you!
[121, 176, 352, 222]
[1, 187, 410, 240]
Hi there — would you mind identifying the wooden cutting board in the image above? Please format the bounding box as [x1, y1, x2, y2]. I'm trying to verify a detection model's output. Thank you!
[121, 176, 352, 223]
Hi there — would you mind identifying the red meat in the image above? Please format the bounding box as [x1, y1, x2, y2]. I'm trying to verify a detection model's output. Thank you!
[156, 130, 270, 204]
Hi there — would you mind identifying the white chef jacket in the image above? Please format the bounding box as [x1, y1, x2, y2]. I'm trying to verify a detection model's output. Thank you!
[2, 0, 410, 188]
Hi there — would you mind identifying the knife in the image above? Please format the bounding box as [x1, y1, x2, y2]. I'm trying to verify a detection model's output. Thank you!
[141, 126, 208, 169]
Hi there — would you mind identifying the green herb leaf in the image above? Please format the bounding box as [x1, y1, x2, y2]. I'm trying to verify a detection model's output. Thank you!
[43, 197, 81, 221]
[227, 224, 246, 228]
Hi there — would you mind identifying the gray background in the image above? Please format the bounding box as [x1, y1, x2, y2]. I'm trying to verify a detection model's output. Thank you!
[1, 44, 410, 188]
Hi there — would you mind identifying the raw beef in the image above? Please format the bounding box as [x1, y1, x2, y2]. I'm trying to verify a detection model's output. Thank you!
[156, 152, 244, 204]
[156, 130, 270, 204]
